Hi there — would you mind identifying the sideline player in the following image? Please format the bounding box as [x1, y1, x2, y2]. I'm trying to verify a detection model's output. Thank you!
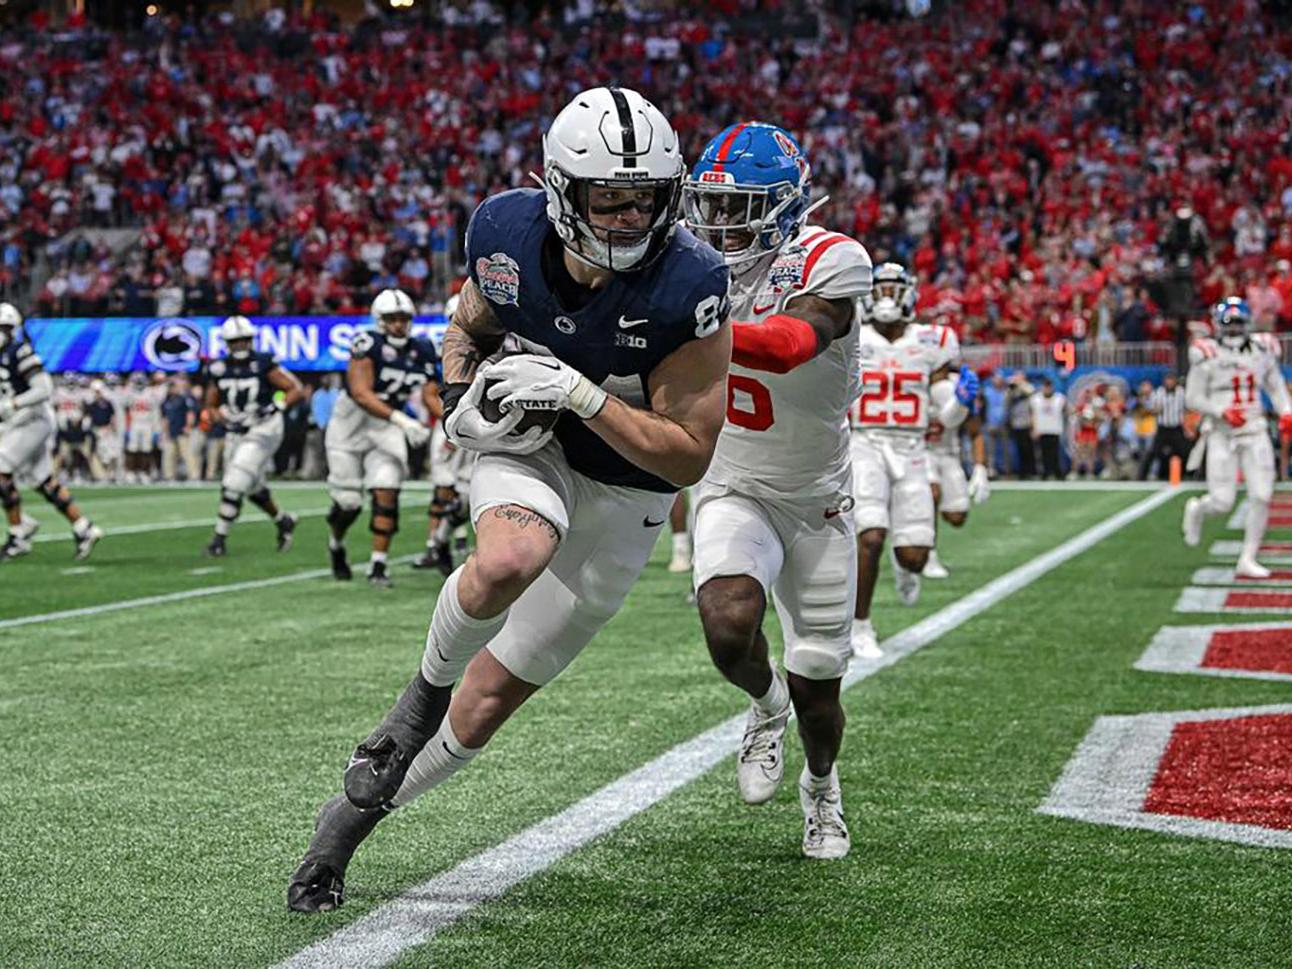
[849, 265, 977, 658]
[1182, 298, 1292, 577]
[412, 293, 476, 576]
[288, 86, 730, 911]
[924, 373, 990, 579]
[200, 316, 304, 557]
[324, 289, 436, 587]
[0, 302, 102, 561]
[685, 122, 870, 858]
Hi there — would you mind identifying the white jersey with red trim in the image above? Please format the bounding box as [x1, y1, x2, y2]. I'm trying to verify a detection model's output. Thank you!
[705, 225, 873, 499]
[125, 384, 165, 434]
[850, 320, 959, 445]
[1185, 333, 1288, 437]
[53, 383, 89, 433]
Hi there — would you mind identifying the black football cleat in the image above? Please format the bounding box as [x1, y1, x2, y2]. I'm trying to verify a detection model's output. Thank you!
[330, 544, 352, 581]
[344, 674, 450, 810]
[204, 534, 227, 557]
[411, 543, 453, 577]
[276, 513, 298, 552]
[287, 795, 390, 913]
[368, 560, 392, 589]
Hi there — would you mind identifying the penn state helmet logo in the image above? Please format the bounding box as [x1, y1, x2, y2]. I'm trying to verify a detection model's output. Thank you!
[142, 319, 204, 371]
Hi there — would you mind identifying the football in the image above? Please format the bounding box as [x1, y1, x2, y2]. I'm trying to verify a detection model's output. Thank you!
[479, 376, 562, 436]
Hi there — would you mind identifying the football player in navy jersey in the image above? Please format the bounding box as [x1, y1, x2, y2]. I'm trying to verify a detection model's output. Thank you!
[324, 288, 437, 588]
[0, 302, 103, 561]
[200, 316, 305, 557]
[288, 86, 732, 912]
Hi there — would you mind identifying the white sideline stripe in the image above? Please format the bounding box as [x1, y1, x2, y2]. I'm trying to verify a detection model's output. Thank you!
[30, 495, 428, 544]
[275, 487, 1176, 969]
[0, 555, 418, 631]
[1191, 566, 1292, 588]
[989, 481, 1202, 492]
[72, 480, 436, 492]
[1209, 540, 1292, 564]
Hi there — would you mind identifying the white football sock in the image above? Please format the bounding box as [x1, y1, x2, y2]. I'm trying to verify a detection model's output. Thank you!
[801, 764, 838, 794]
[753, 667, 789, 715]
[388, 716, 481, 808]
[370, 550, 388, 566]
[420, 566, 509, 687]
[71, 517, 91, 537]
[672, 532, 691, 558]
[1241, 497, 1270, 562]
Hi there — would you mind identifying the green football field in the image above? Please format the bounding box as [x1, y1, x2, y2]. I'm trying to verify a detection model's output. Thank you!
[2, 483, 1290, 968]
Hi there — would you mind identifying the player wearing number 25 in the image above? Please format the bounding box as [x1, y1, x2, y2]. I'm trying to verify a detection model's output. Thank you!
[684, 121, 872, 859]
[1181, 297, 1292, 579]
[288, 87, 732, 911]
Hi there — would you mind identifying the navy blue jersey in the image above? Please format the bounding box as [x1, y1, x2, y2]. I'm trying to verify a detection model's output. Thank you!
[201, 351, 280, 431]
[0, 336, 44, 398]
[346, 330, 439, 408]
[467, 188, 729, 492]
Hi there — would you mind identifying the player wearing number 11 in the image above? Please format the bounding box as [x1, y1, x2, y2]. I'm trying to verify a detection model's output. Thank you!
[1181, 297, 1292, 578]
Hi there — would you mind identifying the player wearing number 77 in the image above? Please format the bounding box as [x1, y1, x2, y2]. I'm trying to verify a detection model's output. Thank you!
[684, 121, 871, 859]
[1181, 297, 1292, 578]
[199, 315, 305, 557]
[848, 263, 976, 659]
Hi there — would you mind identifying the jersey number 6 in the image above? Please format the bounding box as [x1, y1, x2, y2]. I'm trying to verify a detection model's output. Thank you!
[726, 374, 774, 431]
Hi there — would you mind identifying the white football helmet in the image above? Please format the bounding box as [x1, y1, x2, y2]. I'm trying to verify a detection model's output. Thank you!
[543, 86, 684, 272]
[219, 315, 256, 359]
[371, 288, 415, 346]
[863, 262, 917, 326]
[0, 302, 22, 351]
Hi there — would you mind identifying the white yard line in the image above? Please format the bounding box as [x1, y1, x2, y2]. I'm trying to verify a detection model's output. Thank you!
[275, 487, 1175, 969]
[0, 554, 419, 632]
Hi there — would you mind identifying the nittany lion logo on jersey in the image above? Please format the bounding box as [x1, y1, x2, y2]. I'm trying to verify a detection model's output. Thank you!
[476, 252, 521, 306]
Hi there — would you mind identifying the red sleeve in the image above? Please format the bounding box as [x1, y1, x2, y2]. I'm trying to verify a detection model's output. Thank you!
[730, 314, 820, 374]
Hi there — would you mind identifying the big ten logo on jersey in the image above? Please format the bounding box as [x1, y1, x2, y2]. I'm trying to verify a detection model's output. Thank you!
[615, 332, 647, 349]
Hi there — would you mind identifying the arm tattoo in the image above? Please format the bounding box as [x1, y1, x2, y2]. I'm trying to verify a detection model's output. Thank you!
[492, 506, 560, 541]
[443, 280, 505, 384]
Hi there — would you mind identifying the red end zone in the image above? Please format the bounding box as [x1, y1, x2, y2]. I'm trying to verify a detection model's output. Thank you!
[1143, 715, 1292, 830]
[1203, 629, 1292, 675]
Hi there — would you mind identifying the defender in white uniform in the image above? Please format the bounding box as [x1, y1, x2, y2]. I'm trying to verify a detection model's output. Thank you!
[200, 316, 306, 557]
[849, 264, 977, 658]
[1182, 298, 1292, 577]
[0, 302, 102, 561]
[924, 370, 991, 579]
[686, 122, 870, 860]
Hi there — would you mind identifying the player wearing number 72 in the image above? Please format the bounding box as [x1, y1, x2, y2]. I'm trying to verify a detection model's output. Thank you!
[199, 315, 305, 557]
[1181, 297, 1292, 578]
[848, 263, 976, 659]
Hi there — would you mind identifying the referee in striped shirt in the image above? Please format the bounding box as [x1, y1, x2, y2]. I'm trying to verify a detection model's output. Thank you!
[1138, 373, 1190, 480]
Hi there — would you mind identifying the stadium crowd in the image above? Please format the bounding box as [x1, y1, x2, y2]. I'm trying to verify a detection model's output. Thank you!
[2, 0, 1292, 344]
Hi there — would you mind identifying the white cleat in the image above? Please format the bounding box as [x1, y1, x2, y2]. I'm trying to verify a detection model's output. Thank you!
[893, 559, 922, 606]
[851, 618, 882, 660]
[667, 550, 693, 573]
[923, 550, 949, 579]
[1236, 556, 1272, 580]
[1182, 497, 1203, 547]
[800, 770, 850, 860]
[74, 524, 104, 562]
[16, 513, 40, 541]
[737, 678, 791, 805]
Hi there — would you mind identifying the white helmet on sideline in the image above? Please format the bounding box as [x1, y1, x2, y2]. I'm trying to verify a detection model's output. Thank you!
[542, 86, 684, 273]
[219, 315, 256, 359]
[371, 288, 415, 346]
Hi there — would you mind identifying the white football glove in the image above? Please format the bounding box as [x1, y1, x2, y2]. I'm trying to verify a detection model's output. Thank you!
[968, 463, 991, 504]
[445, 373, 550, 455]
[483, 353, 607, 420]
[390, 410, 431, 448]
